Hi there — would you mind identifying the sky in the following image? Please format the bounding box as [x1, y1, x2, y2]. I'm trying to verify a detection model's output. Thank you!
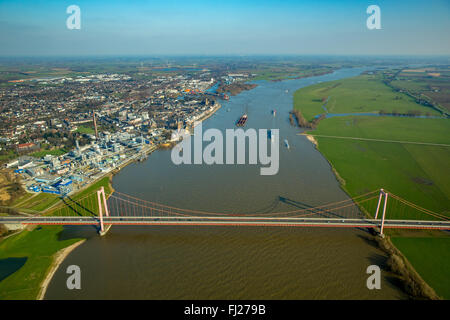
[0, 0, 449, 56]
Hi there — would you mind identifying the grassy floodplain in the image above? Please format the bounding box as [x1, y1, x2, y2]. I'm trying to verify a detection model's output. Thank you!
[391, 237, 450, 299]
[294, 72, 450, 298]
[0, 226, 82, 299]
[0, 176, 113, 299]
[294, 73, 441, 122]
[251, 67, 335, 81]
[309, 116, 450, 216]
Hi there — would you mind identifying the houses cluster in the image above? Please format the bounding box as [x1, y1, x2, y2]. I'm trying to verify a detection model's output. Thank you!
[0, 67, 253, 197]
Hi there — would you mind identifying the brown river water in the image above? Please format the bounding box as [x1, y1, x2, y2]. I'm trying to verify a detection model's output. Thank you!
[45, 67, 407, 299]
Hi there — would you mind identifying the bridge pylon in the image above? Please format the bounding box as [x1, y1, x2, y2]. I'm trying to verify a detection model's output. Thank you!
[374, 189, 388, 237]
[97, 186, 110, 236]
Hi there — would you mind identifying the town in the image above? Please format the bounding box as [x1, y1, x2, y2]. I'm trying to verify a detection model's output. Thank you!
[0, 68, 253, 197]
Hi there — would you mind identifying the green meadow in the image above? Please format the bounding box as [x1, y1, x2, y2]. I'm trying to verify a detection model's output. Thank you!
[31, 148, 66, 159]
[310, 116, 450, 219]
[391, 236, 450, 299]
[294, 74, 449, 217]
[17, 192, 60, 212]
[0, 226, 83, 300]
[294, 74, 441, 122]
[295, 73, 450, 298]
[76, 125, 95, 135]
[0, 177, 113, 299]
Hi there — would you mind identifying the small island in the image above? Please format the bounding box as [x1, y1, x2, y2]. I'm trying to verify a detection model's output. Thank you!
[216, 82, 258, 96]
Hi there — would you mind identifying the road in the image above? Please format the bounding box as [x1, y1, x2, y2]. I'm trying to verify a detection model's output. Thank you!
[299, 133, 450, 147]
[1, 216, 449, 230]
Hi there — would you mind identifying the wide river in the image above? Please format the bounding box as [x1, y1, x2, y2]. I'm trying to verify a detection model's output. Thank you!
[46, 67, 407, 299]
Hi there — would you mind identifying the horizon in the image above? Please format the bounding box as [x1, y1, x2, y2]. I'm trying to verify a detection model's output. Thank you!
[1, 0, 449, 57]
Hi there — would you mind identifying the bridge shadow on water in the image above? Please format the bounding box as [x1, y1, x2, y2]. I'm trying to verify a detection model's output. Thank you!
[219, 195, 352, 217]
[278, 196, 346, 218]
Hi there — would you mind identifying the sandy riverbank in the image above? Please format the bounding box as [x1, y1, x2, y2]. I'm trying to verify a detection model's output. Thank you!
[37, 239, 86, 300]
[303, 133, 318, 147]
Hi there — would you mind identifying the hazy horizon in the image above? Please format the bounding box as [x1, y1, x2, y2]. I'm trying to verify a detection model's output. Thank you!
[1, 0, 449, 57]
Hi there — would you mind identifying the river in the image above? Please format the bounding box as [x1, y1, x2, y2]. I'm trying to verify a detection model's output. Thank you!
[45, 67, 407, 299]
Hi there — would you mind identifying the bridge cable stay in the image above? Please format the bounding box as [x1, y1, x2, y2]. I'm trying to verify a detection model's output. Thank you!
[106, 193, 378, 219]
[107, 190, 380, 218]
[7, 188, 449, 236]
[387, 192, 449, 220]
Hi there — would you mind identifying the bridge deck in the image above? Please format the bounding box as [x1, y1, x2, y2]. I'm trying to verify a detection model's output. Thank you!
[2, 216, 449, 230]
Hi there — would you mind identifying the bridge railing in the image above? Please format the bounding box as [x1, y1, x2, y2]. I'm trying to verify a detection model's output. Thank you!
[9, 188, 449, 228]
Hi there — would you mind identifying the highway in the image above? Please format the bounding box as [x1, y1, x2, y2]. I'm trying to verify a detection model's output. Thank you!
[1, 216, 449, 230]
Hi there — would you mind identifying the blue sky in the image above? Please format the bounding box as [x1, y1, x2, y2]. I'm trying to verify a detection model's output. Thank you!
[0, 0, 449, 56]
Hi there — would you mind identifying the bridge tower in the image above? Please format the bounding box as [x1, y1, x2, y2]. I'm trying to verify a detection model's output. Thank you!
[97, 186, 110, 236]
[374, 189, 388, 237]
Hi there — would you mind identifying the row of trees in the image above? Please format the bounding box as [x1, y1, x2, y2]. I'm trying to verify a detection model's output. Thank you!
[290, 110, 325, 129]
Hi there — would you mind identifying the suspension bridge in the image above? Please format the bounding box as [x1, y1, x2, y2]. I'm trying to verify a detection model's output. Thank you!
[1, 188, 449, 236]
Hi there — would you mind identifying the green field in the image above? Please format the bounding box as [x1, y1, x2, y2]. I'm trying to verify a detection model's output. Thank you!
[391, 237, 450, 299]
[388, 67, 450, 113]
[30, 148, 66, 159]
[0, 226, 83, 299]
[295, 73, 450, 298]
[76, 125, 95, 135]
[0, 176, 113, 299]
[252, 68, 334, 81]
[294, 74, 441, 122]
[308, 116, 450, 218]
[17, 192, 60, 212]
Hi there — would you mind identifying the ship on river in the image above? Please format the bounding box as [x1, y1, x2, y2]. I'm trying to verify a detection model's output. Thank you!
[284, 139, 290, 149]
[236, 114, 248, 127]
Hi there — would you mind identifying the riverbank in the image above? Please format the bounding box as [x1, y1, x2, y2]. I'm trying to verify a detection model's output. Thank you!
[37, 239, 86, 300]
[376, 235, 440, 299]
[0, 225, 84, 299]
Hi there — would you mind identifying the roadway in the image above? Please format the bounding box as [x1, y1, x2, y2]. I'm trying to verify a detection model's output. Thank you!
[1, 216, 449, 230]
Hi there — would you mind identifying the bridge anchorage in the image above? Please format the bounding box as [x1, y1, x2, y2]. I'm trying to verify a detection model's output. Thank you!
[1, 188, 449, 237]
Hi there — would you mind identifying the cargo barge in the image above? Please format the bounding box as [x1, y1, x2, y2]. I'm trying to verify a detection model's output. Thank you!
[236, 114, 248, 127]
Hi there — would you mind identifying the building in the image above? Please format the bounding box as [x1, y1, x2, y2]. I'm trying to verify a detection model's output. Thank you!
[15, 142, 40, 154]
